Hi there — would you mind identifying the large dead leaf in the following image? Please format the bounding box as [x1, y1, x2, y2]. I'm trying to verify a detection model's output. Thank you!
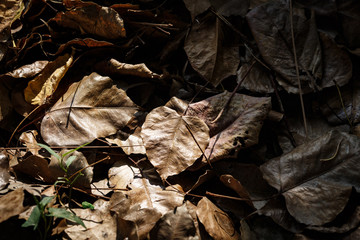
[261, 130, 360, 226]
[196, 197, 240, 240]
[109, 178, 184, 239]
[150, 204, 198, 239]
[141, 97, 209, 179]
[53, 0, 126, 39]
[0, 188, 26, 223]
[184, 17, 239, 87]
[24, 51, 74, 105]
[186, 91, 271, 164]
[247, 2, 323, 93]
[41, 72, 140, 146]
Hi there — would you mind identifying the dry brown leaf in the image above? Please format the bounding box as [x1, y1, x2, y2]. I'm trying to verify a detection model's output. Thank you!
[196, 197, 240, 240]
[0, 188, 26, 223]
[182, 0, 211, 21]
[150, 204, 198, 239]
[53, 0, 126, 39]
[261, 130, 360, 226]
[110, 178, 184, 239]
[108, 161, 140, 190]
[0, 153, 10, 190]
[49, 149, 93, 188]
[41, 72, 140, 146]
[19, 130, 39, 155]
[186, 91, 271, 164]
[24, 51, 74, 105]
[247, 2, 323, 93]
[3, 60, 48, 79]
[64, 205, 117, 240]
[220, 174, 253, 207]
[94, 59, 162, 79]
[106, 127, 146, 155]
[141, 97, 210, 179]
[13, 155, 55, 183]
[184, 17, 239, 87]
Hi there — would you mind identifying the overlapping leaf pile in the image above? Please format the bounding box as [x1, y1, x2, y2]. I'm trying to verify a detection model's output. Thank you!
[0, 0, 359, 239]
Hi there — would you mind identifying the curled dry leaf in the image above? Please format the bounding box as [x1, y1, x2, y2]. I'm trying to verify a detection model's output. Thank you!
[64, 208, 117, 240]
[108, 161, 140, 190]
[19, 130, 39, 155]
[247, 2, 323, 93]
[109, 178, 184, 239]
[220, 174, 253, 208]
[3, 60, 48, 79]
[24, 51, 74, 105]
[150, 204, 198, 240]
[261, 130, 360, 226]
[0, 188, 26, 223]
[49, 150, 93, 188]
[94, 59, 162, 79]
[0, 153, 10, 190]
[53, 0, 126, 39]
[141, 97, 209, 179]
[41, 72, 140, 146]
[196, 197, 240, 240]
[186, 91, 271, 164]
[184, 17, 239, 87]
[106, 128, 146, 155]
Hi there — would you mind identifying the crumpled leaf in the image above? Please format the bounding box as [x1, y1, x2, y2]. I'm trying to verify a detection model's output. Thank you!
[109, 178, 184, 239]
[106, 128, 146, 155]
[196, 197, 240, 240]
[247, 2, 323, 93]
[0, 188, 26, 223]
[49, 149, 93, 188]
[94, 58, 162, 79]
[186, 91, 271, 164]
[2, 60, 48, 79]
[24, 51, 74, 105]
[141, 97, 209, 179]
[184, 17, 239, 87]
[108, 161, 140, 190]
[19, 130, 39, 155]
[64, 207, 117, 240]
[41, 72, 140, 146]
[53, 0, 126, 39]
[261, 130, 360, 226]
[150, 204, 198, 239]
[220, 174, 253, 208]
[0, 153, 10, 190]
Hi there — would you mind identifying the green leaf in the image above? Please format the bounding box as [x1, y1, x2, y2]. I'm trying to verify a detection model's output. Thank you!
[65, 155, 77, 168]
[47, 208, 86, 229]
[38, 143, 61, 160]
[21, 206, 41, 230]
[82, 201, 94, 210]
[62, 142, 91, 159]
[39, 196, 54, 210]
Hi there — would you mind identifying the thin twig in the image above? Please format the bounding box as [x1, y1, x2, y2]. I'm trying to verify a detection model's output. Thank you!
[289, 0, 308, 138]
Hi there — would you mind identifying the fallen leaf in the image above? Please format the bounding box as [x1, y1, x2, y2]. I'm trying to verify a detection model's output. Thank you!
[150, 204, 198, 239]
[106, 127, 146, 155]
[94, 59, 162, 79]
[3, 60, 48, 79]
[0, 188, 26, 223]
[196, 197, 240, 240]
[64, 208, 117, 240]
[41, 72, 140, 146]
[110, 178, 184, 239]
[0, 153, 10, 190]
[184, 16, 239, 87]
[48, 149, 93, 188]
[19, 130, 39, 155]
[247, 2, 323, 93]
[186, 91, 271, 163]
[141, 97, 210, 179]
[53, 0, 126, 39]
[13, 155, 55, 183]
[108, 161, 140, 190]
[220, 174, 253, 207]
[261, 130, 360, 226]
[182, 0, 211, 21]
[24, 51, 74, 105]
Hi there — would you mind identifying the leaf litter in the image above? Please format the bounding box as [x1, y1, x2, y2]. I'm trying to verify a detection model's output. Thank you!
[0, 0, 359, 239]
